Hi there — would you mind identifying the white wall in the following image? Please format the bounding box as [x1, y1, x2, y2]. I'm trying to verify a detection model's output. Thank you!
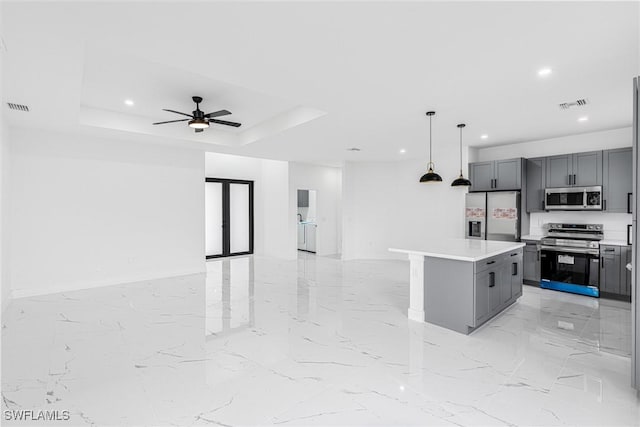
[1, 115, 8, 312]
[476, 127, 631, 161]
[289, 163, 342, 257]
[205, 152, 290, 259]
[0, 37, 9, 312]
[9, 127, 206, 297]
[342, 154, 469, 260]
[477, 126, 633, 237]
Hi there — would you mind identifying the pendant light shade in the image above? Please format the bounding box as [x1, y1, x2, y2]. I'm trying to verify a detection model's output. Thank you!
[451, 123, 472, 187]
[419, 111, 443, 183]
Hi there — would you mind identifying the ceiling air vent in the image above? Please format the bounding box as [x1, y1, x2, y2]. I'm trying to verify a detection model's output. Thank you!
[558, 98, 589, 110]
[7, 102, 29, 112]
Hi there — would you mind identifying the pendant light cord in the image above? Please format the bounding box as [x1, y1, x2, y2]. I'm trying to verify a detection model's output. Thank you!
[459, 126, 463, 174]
[429, 114, 433, 165]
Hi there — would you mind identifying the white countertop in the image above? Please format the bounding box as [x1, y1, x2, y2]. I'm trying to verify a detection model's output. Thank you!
[599, 239, 630, 246]
[521, 235, 544, 242]
[389, 239, 525, 262]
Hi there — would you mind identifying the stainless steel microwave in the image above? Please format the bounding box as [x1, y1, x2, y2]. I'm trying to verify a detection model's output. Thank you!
[544, 186, 602, 210]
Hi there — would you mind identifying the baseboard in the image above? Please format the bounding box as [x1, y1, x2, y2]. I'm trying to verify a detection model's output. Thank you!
[10, 267, 206, 299]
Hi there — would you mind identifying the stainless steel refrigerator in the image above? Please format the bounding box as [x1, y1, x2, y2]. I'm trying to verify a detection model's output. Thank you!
[465, 191, 521, 242]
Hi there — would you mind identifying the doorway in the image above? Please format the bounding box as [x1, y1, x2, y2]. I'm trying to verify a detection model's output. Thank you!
[205, 178, 254, 259]
[297, 189, 317, 254]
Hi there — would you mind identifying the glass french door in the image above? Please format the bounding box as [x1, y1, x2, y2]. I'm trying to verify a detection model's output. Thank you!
[205, 178, 254, 259]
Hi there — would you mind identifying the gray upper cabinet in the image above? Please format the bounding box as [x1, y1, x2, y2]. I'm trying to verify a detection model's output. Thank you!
[526, 157, 546, 212]
[469, 161, 494, 192]
[546, 151, 602, 188]
[495, 159, 522, 190]
[573, 151, 602, 187]
[546, 154, 572, 188]
[469, 158, 523, 192]
[603, 148, 632, 213]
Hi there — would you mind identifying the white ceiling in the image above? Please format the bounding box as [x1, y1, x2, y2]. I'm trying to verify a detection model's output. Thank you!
[2, 1, 639, 165]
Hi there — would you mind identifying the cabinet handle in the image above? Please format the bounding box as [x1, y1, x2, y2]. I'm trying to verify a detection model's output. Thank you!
[486, 260, 496, 265]
[601, 256, 604, 268]
[512, 262, 518, 276]
[604, 248, 615, 252]
[628, 193, 632, 214]
[494, 178, 497, 189]
[511, 253, 518, 257]
[573, 174, 577, 185]
[604, 200, 607, 211]
[568, 174, 571, 185]
[489, 272, 495, 287]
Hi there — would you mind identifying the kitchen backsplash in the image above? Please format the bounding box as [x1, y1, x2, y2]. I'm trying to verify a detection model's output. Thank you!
[529, 212, 632, 241]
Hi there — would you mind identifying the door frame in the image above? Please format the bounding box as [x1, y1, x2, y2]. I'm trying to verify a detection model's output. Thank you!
[205, 178, 254, 259]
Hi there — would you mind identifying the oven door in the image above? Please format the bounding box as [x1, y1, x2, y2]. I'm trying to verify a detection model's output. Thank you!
[540, 246, 600, 297]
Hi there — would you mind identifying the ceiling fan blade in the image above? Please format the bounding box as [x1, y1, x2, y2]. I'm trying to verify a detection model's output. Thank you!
[205, 109, 231, 118]
[162, 109, 193, 118]
[195, 128, 204, 133]
[210, 118, 242, 128]
[152, 118, 190, 125]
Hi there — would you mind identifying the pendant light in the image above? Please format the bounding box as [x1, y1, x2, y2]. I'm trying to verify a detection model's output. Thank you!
[451, 123, 472, 187]
[419, 111, 442, 183]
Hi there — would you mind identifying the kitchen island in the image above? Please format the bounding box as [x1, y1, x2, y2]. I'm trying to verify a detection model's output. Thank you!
[390, 239, 525, 334]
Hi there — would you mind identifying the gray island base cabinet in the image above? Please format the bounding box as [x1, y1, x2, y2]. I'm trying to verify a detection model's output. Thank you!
[390, 240, 525, 335]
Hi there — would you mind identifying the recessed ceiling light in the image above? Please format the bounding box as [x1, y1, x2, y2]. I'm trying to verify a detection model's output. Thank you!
[578, 116, 589, 122]
[399, 149, 406, 154]
[538, 67, 552, 77]
[124, 99, 134, 106]
[480, 134, 488, 139]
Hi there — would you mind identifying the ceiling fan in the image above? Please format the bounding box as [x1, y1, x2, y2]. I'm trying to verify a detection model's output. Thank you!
[152, 96, 241, 133]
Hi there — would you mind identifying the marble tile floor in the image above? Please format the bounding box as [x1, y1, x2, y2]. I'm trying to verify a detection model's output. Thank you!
[2, 253, 639, 426]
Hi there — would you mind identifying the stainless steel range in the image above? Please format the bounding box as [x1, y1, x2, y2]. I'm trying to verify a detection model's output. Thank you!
[540, 223, 603, 297]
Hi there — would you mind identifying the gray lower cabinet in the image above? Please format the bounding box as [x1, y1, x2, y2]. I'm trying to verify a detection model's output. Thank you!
[474, 249, 523, 328]
[600, 244, 631, 301]
[509, 251, 524, 300]
[624, 246, 632, 297]
[546, 151, 602, 188]
[526, 157, 546, 212]
[600, 245, 621, 295]
[423, 248, 523, 335]
[523, 242, 540, 284]
[603, 148, 633, 213]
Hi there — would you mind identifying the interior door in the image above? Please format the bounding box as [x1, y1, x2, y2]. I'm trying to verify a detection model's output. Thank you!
[205, 178, 254, 259]
[205, 182, 224, 257]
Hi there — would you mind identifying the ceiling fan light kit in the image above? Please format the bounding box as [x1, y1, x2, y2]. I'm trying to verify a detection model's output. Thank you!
[188, 118, 209, 129]
[153, 96, 241, 133]
[419, 111, 443, 183]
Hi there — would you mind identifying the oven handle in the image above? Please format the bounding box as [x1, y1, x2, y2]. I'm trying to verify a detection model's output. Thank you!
[539, 245, 600, 256]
